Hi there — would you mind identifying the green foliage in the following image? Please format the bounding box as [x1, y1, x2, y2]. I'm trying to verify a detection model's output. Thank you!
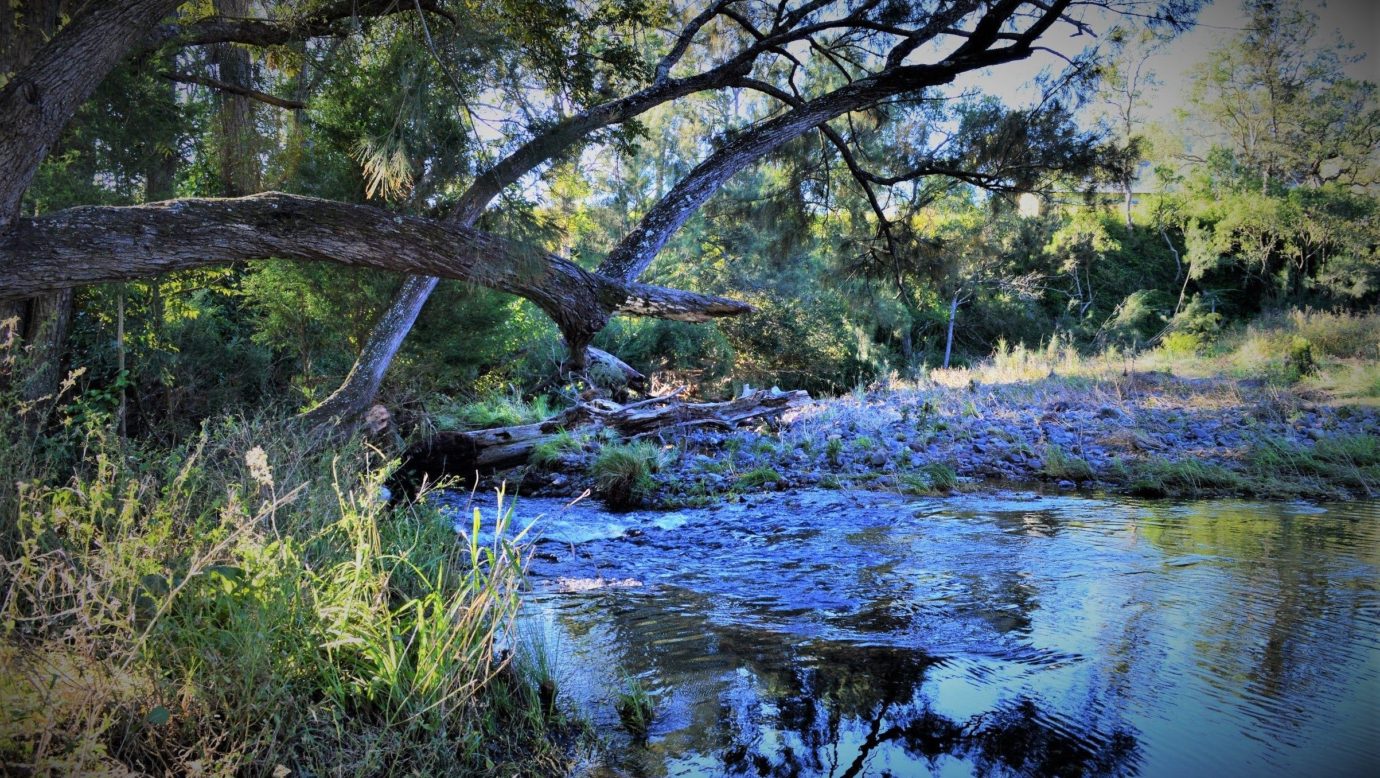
[433, 392, 555, 431]
[1128, 458, 1247, 497]
[735, 466, 784, 490]
[898, 462, 959, 494]
[825, 436, 845, 466]
[614, 675, 656, 741]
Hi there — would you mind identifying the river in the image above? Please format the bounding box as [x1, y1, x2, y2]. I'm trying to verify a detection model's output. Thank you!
[450, 489, 1380, 777]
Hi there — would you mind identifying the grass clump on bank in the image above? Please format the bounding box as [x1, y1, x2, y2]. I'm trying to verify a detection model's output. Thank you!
[433, 391, 555, 430]
[1042, 445, 1095, 482]
[591, 441, 667, 510]
[1127, 458, 1247, 497]
[735, 466, 784, 490]
[898, 463, 960, 494]
[0, 401, 571, 775]
[1245, 433, 1380, 496]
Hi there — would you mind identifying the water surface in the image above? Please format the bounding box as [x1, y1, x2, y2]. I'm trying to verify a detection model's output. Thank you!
[455, 490, 1380, 777]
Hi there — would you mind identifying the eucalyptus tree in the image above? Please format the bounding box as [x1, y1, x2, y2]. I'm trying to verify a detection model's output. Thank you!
[0, 0, 1199, 426]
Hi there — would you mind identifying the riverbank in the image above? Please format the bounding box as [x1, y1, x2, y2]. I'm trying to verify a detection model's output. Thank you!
[501, 369, 1380, 505]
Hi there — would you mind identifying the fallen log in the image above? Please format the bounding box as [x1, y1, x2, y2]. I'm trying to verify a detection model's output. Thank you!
[393, 388, 809, 491]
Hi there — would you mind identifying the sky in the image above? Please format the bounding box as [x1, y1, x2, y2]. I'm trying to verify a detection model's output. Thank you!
[954, 0, 1379, 126]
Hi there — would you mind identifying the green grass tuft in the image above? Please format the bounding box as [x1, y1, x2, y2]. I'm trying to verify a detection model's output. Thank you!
[735, 466, 784, 489]
[1042, 445, 1094, 481]
[614, 674, 656, 741]
[434, 391, 555, 430]
[529, 430, 583, 467]
[590, 441, 667, 510]
[1128, 457, 1246, 497]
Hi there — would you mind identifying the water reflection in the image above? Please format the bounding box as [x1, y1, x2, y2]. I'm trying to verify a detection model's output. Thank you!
[487, 491, 1380, 776]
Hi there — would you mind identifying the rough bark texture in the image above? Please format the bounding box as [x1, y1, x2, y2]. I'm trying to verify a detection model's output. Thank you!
[394, 388, 809, 488]
[0, 192, 753, 329]
[211, 0, 260, 196]
[0, 0, 173, 421]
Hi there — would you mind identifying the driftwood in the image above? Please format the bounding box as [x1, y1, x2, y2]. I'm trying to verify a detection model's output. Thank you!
[396, 388, 809, 488]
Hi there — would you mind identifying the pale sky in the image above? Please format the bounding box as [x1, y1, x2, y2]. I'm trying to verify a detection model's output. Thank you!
[953, 0, 1379, 125]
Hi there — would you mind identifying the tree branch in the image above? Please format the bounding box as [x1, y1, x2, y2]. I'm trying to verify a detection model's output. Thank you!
[162, 71, 307, 109]
[0, 194, 753, 333]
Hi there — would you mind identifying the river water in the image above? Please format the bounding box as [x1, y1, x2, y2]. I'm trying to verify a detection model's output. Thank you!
[457, 490, 1380, 777]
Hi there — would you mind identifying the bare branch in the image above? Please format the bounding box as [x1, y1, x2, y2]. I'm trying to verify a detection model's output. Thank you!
[162, 71, 306, 109]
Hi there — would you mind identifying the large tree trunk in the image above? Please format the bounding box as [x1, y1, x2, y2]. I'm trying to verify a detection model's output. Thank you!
[0, 0, 183, 226]
[0, 0, 178, 422]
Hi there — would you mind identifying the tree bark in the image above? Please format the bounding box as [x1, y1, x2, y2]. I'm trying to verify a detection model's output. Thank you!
[1, 0, 177, 424]
[211, 0, 260, 197]
[0, 0, 184, 229]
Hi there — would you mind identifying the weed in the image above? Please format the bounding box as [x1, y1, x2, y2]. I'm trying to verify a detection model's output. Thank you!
[0, 414, 569, 776]
[529, 430, 583, 467]
[435, 391, 554, 430]
[897, 462, 960, 495]
[825, 437, 844, 465]
[1128, 458, 1246, 497]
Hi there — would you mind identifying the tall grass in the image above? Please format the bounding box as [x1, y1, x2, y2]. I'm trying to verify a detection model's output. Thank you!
[0, 388, 568, 774]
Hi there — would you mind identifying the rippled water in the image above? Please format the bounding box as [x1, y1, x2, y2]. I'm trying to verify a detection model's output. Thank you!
[453, 490, 1380, 777]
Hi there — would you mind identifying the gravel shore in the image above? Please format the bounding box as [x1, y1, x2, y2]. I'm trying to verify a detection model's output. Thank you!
[493, 371, 1380, 504]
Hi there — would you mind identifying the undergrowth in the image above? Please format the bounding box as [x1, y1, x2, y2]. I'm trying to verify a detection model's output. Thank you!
[0, 386, 573, 775]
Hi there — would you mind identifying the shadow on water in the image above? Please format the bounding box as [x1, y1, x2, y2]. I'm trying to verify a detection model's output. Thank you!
[446, 490, 1380, 777]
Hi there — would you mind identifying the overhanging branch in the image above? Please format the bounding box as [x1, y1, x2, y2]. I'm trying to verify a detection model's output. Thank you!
[0, 194, 752, 331]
